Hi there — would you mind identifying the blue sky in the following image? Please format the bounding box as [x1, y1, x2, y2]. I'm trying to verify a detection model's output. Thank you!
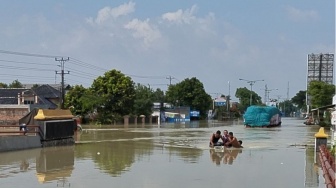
[0, 0, 334, 102]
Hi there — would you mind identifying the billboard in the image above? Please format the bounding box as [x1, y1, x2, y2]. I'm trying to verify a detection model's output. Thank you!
[214, 98, 226, 106]
[306, 53, 334, 107]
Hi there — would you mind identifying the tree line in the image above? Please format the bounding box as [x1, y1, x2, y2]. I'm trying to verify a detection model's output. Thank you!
[2, 71, 334, 123]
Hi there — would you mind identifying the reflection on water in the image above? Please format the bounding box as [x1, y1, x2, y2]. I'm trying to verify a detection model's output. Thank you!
[210, 148, 242, 166]
[305, 147, 320, 187]
[36, 146, 74, 185]
[0, 118, 327, 187]
[20, 160, 29, 171]
[76, 140, 154, 177]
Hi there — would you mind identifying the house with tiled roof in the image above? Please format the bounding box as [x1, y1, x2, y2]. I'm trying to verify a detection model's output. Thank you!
[0, 84, 63, 125]
[0, 85, 61, 108]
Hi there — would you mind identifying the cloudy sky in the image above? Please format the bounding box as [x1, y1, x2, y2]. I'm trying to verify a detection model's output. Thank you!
[0, 0, 334, 102]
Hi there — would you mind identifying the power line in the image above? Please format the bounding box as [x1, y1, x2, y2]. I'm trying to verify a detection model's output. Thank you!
[0, 59, 55, 67]
[70, 58, 169, 79]
[0, 73, 53, 79]
[68, 72, 96, 80]
[0, 64, 54, 71]
[0, 49, 177, 85]
[0, 49, 60, 58]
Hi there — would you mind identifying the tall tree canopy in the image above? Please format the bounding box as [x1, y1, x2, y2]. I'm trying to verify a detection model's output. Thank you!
[65, 85, 90, 116]
[165, 77, 211, 118]
[9, 79, 23, 88]
[152, 88, 165, 102]
[133, 84, 153, 117]
[307, 81, 335, 108]
[0, 82, 8, 88]
[291, 90, 306, 110]
[91, 69, 135, 124]
[235, 87, 262, 111]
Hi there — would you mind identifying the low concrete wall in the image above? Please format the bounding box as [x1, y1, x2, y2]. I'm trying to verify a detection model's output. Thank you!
[0, 136, 41, 152]
[0, 105, 30, 125]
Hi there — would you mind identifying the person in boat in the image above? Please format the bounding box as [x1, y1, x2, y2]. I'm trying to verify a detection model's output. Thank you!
[222, 130, 229, 145]
[238, 140, 243, 148]
[225, 132, 243, 148]
[209, 130, 224, 147]
[304, 116, 314, 125]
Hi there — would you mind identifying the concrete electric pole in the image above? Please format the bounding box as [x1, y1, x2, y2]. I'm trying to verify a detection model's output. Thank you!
[55, 57, 70, 109]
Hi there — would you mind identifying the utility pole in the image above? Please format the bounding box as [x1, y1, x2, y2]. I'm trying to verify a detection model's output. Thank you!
[239, 78, 264, 106]
[227, 81, 231, 116]
[55, 57, 70, 109]
[287, 81, 289, 100]
[275, 95, 282, 108]
[264, 84, 268, 104]
[166, 76, 174, 86]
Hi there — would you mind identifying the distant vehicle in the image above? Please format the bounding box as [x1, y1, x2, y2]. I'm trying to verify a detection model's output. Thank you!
[243, 105, 282, 128]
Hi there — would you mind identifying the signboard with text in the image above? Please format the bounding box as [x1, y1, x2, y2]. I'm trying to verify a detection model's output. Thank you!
[214, 98, 226, 106]
[190, 110, 200, 117]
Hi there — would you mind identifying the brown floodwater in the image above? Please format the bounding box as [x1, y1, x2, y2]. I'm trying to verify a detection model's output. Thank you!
[0, 118, 329, 188]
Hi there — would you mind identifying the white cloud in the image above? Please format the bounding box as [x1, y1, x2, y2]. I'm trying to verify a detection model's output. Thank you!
[124, 18, 161, 46]
[1, 2, 332, 98]
[162, 5, 198, 24]
[88, 1, 135, 24]
[286, 6, 319, 22]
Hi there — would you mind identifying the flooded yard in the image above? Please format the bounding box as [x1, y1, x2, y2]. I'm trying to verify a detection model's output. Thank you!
[0, 118, 328, 188]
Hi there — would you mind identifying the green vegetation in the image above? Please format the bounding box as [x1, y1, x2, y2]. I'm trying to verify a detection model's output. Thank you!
[291, 90, 306, 110]
[290, 81, 335, 118]
[5, 72, 334, 124]
[307, 81, 335, 109]
[64, 71, 212, 124]
[235, 87, 262, 111]
[90, 70, 136, 124]
[9, 79, 23, 88]
[64, 85, 90, 117]
[278, 100, 297, 117]
[165, 77, 212, 119]
[133, 83, 154, 117]
[0, 80, 23, 88]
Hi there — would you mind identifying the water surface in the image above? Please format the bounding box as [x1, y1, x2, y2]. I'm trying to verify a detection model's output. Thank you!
[0, 118, 327, 188]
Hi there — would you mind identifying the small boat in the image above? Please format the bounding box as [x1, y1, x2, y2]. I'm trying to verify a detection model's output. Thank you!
[211, 146, 225, 152]
[243, 105, 281, 128]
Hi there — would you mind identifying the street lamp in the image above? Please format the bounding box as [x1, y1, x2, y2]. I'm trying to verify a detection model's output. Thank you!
[239, 78, 264, 106]
[266, 88, 278, 103]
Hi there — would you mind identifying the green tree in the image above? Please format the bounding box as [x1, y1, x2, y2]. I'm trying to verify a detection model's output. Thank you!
[65, 85, 89, 116]
[235, 87, 262, 111]
[307, 81, 335, 108]
[32, 84, 40, 89]
[133, 84, 153, 117]
[91, 69, 135, 124]
[291, 90, 306, 110]
[9, 79, 23, 88]
[279, 100, 297, 117]
[165, 77, 212, 119]
[152, 88, 165, 102]
[152, 88, 165, 111]
[0, 82, 8, 88]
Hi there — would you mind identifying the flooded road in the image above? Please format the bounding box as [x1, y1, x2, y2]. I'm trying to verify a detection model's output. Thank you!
[0, 118, 329, 188]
